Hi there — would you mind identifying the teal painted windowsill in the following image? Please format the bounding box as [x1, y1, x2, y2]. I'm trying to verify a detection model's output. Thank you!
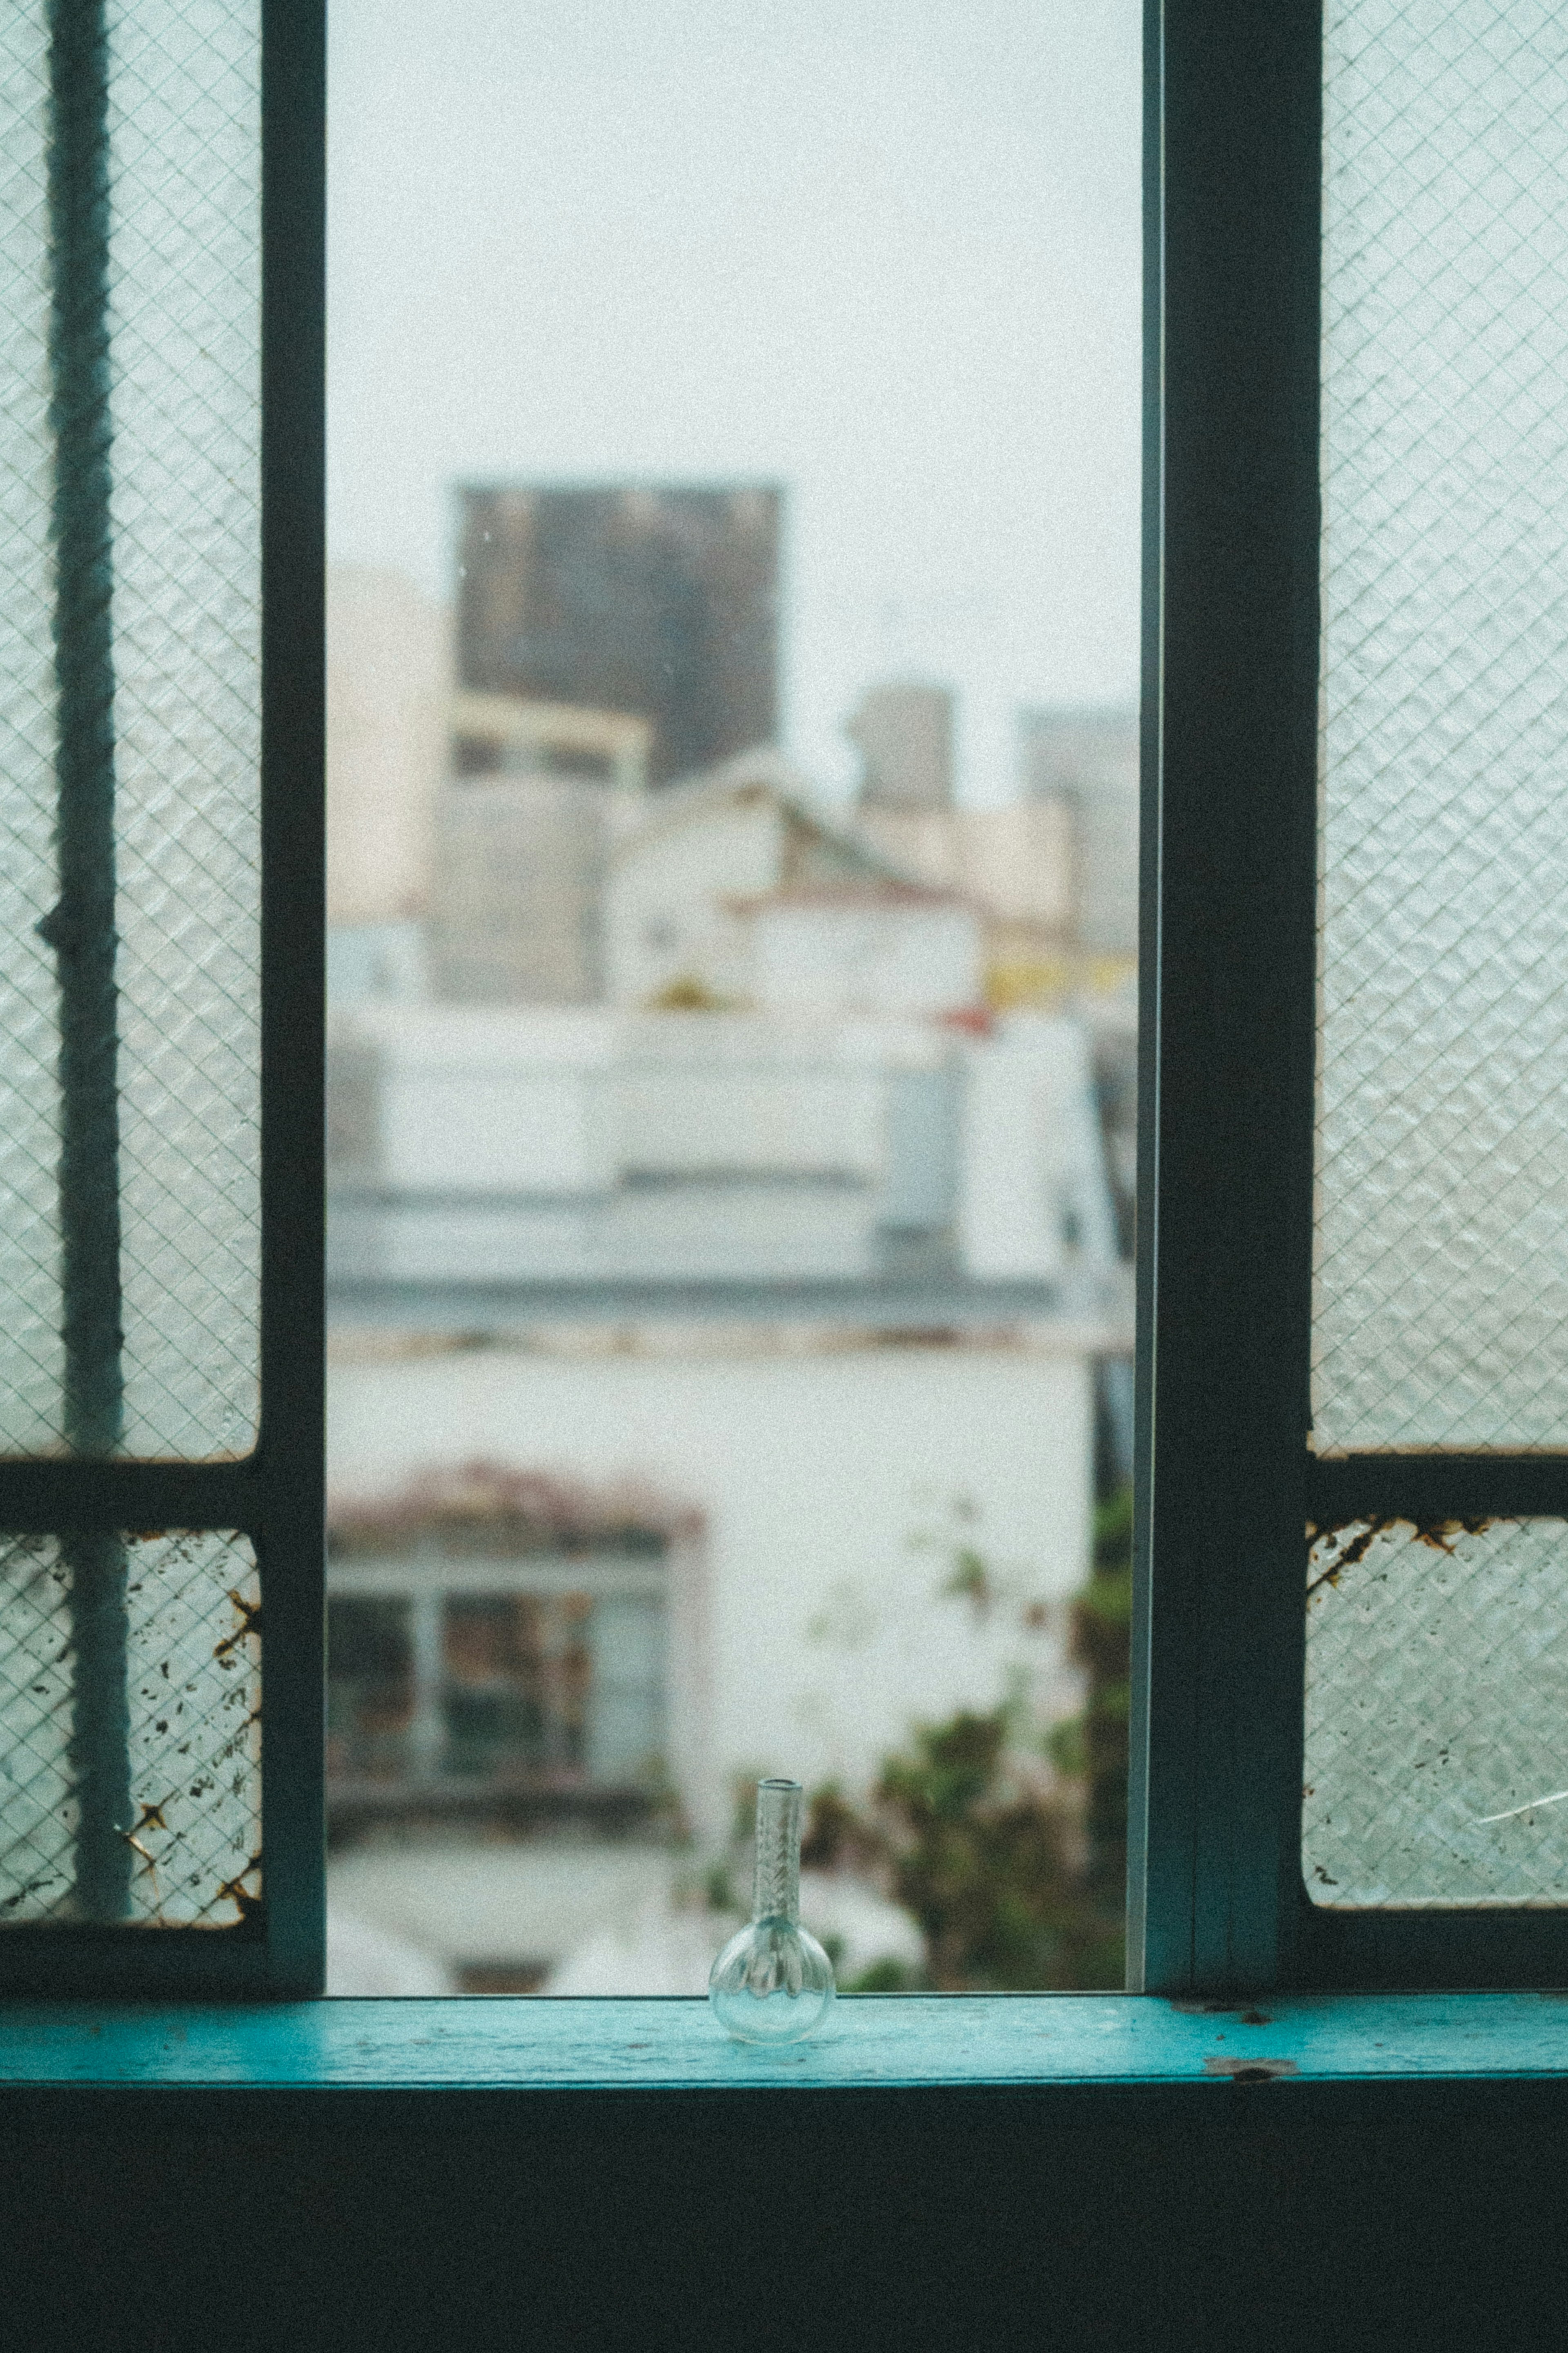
[0, 1990, 1566, 2090]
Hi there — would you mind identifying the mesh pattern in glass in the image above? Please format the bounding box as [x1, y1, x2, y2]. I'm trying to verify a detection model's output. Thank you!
[107, 0, 262, 1458]
[0, 1530, 261, 1927]
[0, 11, 65, 1452]
[0, 0, 261, 1461]
[1304, 1518, 1568, 1906]
[1315, 0, 1568, 1451]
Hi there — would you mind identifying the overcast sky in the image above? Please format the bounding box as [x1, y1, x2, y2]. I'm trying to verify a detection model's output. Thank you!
[327, 0, 1140, 805]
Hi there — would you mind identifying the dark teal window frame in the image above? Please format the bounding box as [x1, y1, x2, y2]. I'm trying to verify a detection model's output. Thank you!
[8, 0, 1568, 2023]
[0, 0, 325, 1997]
[1129, 0, 1568, 1995]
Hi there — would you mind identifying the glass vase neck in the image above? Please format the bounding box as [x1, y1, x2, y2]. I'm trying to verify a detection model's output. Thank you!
[752, 1777, 802, 1923]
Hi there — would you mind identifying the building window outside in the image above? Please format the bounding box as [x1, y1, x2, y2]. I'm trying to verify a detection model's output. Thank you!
[329, 1574, 666, 1800]
[327, 1469, 685, 1840]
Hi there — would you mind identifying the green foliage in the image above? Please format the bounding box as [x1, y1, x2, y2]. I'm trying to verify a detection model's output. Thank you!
[703, 1862, 735, 1914]
[1070, 1486, 1133, 1915]
[941, 1545, 994, 1614]
[806, 1710, 1110, 1990]
[799, 1780, 881, 1878]
[875, 1711, 1100, 1989]
[805, 1484, 1134, 1992]
[844, 1955, 922, 1993]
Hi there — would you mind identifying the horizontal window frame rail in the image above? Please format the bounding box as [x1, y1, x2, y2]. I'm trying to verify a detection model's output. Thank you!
[325, 1274, 1124, 1332]
[1292, 1905, 1568, 1994]
[1306, 1456, 1568, 1526]
[0, 1462, 262, 1534]
[3, 2000, 1565, 2351]
[0, 1990, 1566, 2092]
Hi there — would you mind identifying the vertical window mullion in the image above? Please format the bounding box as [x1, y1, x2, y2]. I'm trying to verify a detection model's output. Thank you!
[1131, 0, 1323, 1995]
[44, 0, 131, 1924]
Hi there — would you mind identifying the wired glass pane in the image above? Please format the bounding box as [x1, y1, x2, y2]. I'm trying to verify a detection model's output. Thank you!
[108, 0, 262, 1459]
[1315, 0, 1568, 1452]
[1305, 1518, 1568, 1907]
[0, 0, 261, 1461]
[0, 1529, 261, 1927]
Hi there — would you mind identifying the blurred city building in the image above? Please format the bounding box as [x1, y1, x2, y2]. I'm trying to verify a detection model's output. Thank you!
[456, 482, 781, 785]
[429, 776, 609, 1005]
[322, 508, 1136, 1995]
[427, 695, 651, 1006]
[846, 689, 1139, 1001]
[739, 888, 980, 1022]
[853, 794, 1078, 968]
[848, 680, 954, 811]
[605, 746, 906, 1009]
[324, 983, 1127, 1986]
[327, 1004, 1117, 1296]
[326, 564, 448, 926]
[326, 1331, 1101, 1988]
[1020, 703, 1140, 961]
[326, 1463, 698, 1850]
[844, 675, 1081, 998]
[326, 919, 429, 1009]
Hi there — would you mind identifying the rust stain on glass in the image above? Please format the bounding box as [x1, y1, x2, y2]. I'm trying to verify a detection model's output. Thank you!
[1305, 1517, 1494, 1595]
[1304, 1519, 1568, 1908]
[0, 1534, 262, 1928]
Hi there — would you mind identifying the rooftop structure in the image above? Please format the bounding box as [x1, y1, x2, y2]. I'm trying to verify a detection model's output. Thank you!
[327, 564, 449, 925]
[849, 680, 954, 811]
[852, 798, 1077, 949]
[456, 482, 782, 786]
[426, 773, 612, 1006]
[448, 692, 652, 791]
[605, 745, 913, 1010]
[1019, 705, 1139, 960]
[428, 698, 653, 1007]
[326, 1001, 1127, 1321]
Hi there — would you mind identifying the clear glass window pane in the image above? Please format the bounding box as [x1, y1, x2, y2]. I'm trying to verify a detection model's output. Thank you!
[326, 1596, 414, 1782]
[324, 0, 1139, 1997]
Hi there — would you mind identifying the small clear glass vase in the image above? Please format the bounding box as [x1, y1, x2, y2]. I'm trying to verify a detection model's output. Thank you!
[708, 1777, 835, 2044]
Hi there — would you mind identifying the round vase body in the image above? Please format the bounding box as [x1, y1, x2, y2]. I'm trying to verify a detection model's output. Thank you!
[708, 1914, 835, 2045]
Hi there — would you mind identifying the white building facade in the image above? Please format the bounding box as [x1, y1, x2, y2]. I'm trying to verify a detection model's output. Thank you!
[327, 1331, 1096, 1857]
[328, 1002, 1120, 1294]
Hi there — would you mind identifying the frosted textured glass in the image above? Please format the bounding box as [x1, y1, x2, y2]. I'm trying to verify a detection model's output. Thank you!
[107, 0, 262, 1457]
[0, 1537, 72, 1916]
[1304, 1518, 1568, 1906]
[1315, 0, 1568, 1451]
[0, 1531, 261, 1927]
[0, 1, 261, 1461]
[0, 13, 65, 1451]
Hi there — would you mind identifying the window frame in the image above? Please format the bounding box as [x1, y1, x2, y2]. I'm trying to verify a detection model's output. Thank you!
[1129, 0, 1568, 1995]
[0, 0, 324, 1996]
[9, 0, 1568, 2021]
